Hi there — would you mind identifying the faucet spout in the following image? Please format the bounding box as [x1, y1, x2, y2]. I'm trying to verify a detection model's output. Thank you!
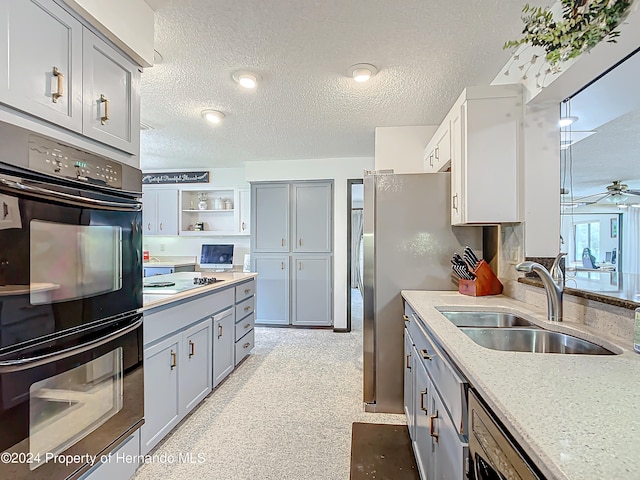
[515, 260, 563, 322]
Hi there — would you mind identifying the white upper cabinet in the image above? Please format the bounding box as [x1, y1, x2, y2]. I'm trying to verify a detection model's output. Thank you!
[82, 29, 141, 155]
[142, 188, 179, 236]
[0, 0, 83, 132]
[428, 85, 524, 225]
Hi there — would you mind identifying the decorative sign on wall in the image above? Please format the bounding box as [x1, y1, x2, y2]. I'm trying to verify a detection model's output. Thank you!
[142, 171, 209, 184]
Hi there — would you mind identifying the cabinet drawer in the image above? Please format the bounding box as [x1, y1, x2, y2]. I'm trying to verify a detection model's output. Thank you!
[235, 328, 254, 365]
[235, 313, 255, 341]
[412, 317, 468, 436]
[235, 280, 255, 302]
[235, 296, 254, 321]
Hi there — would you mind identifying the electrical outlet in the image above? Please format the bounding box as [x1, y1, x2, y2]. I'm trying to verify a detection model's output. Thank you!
[159, 244, 165, 252]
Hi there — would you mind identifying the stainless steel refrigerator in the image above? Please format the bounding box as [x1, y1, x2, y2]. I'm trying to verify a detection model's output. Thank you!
[363, 171, 482, 413]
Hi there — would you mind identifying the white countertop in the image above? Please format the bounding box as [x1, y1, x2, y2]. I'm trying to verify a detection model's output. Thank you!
[143, 272, 257, 310]
[401, 290, 640, 480]
[143, 256, 197, 268]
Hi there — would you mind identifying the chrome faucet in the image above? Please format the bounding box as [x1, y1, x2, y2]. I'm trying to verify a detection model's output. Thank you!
[515, 253, 566, 322]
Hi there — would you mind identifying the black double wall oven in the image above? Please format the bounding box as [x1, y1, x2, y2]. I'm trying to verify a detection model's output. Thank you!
[0, 123, 144, 480]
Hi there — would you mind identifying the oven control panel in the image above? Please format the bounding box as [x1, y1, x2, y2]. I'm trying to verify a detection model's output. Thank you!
[27, 135, 123, 189]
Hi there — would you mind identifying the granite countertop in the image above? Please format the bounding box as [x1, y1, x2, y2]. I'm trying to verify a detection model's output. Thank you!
[401, 290, 640, 480]
[143, 272, 257, 310]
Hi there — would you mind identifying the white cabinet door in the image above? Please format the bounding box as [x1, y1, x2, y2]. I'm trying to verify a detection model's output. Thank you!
[424, 122, 451, 173]
[82, 29, 140, 154]
[213, 308, 235, 387]
[0, 0, 83, 132]
[237, 187, 251, 235]
[142, 188, 178, 236]
[291, 255, 332, 326]
[141, 333, 181, 455]
[450, 104, 464, 225]
[292, 182, 332, 253]
[252, 183, 290, 252]
[179, 318, 212, 413]
[253, 255, 289, 325]
[431, 386, 469, 480]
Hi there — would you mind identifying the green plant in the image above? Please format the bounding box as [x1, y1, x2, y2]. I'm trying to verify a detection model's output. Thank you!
[504, 0, 633, 66]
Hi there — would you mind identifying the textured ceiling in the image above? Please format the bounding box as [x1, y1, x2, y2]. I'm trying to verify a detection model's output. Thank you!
[139, 0, 531, 169]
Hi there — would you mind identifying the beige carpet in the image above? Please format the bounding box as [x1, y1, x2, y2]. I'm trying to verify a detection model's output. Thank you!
[134, 289, 405, 480]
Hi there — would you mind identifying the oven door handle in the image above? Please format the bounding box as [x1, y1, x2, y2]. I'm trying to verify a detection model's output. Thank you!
[0, 318, 143, 373]
[0, 177, 142, 212]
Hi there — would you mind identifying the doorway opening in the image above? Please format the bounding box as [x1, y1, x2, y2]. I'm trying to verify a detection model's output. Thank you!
[346, 179, 364, 333]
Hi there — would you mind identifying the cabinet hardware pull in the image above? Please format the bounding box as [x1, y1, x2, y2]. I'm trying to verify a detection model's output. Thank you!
[244, 288, 251, 294]
[452, 194, 458, 211]
[244, 306, 251, 312]
[241, 222, 246, 231]
[420, 389, 428, 412]
[218, 324, 223, 339]
[281, 262, 285, 270]
[243, 342, 250, 349]
[298, 261, 302, 270]
[281, 238, 285, 246]
[189, 340, 195, 358]
[402, 314, 409, 322]
[170, 350, 177, 370]
[298, 238, 302, 246]
[429, 153, 434, 167]
[435, 146, 439, 160]
[159, 222, 163, 231]
[429, 411, 439, 441]
[244, 323, 251, 328]
[147, 222, 151, 230]
[405, 353, 411, 370]
[52, 66, 63, 103]
[100, 94, 110, 125]
[420, 349, 432, 360]
[2, 202, 8, 220]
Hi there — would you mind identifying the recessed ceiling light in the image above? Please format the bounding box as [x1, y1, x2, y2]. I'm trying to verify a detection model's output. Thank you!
[348, 63, 378, 82]
[559, 116, 578, 127]
[232, 71, 262, 89]
[201, 109, 224, 124]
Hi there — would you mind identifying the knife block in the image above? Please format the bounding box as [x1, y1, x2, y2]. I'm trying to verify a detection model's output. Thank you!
[458, 260, 503, 296]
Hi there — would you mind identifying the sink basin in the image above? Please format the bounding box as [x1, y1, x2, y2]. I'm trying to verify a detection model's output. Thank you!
[459, 327, 616, 355]
[439, 311, 536, 328]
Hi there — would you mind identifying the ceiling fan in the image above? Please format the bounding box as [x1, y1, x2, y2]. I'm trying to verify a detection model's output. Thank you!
[565, 181, 640, 207]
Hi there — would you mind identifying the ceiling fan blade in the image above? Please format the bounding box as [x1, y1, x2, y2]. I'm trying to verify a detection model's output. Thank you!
[571, 191, 609, 204]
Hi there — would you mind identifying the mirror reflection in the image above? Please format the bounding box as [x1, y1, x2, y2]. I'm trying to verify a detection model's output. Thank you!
[560, 49, 640, 303]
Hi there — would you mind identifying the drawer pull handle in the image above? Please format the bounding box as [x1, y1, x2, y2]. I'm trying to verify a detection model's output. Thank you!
[430, 411, 439, 442]
[218, 324, 223, 339]
[244, 306, 251, 312]
[241, 221, 246, 231]
[402, 314, 409, 322]
[100, 94, 110, 125]
[281, 262, 285, 270]
[420, 349, 432, 360]
[405, 353, 411, 370]
[159, 222, 163, 231]
[298, 238, 302, 247]
[243, 342, 251, 349]
[189, 340, 195, 358]
[281, 238, 285, 246]
[244, 323, 251, 329]
[244, 288, 251, 294]
[170, 350, 177, 370]
[52, 66, 63, 102]
[147, 222, 151, 231]
[452, 193, 458, 211]
[420, 389, 428, 412]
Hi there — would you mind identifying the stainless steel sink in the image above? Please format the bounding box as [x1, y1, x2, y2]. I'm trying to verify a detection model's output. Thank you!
[439, 311, 536, 328]
[459, 327, 616, 355]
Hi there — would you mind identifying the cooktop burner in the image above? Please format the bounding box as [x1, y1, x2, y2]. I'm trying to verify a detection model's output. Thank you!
[193, 277, 219, 286]
[143, 281, 176, 288]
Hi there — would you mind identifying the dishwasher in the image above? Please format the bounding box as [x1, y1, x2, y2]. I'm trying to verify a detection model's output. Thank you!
[468, 390, 543, 480]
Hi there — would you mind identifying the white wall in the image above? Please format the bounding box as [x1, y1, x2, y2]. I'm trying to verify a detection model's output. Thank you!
[62, 0, 154, 67]
[374, 126, 437, 173]
[245, 157, 375, 330]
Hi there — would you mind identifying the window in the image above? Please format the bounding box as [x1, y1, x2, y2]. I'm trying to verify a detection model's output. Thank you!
[573, 221, 600, 262]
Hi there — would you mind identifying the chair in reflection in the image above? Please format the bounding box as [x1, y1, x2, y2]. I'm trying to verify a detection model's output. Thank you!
[582, 248, 598, 269]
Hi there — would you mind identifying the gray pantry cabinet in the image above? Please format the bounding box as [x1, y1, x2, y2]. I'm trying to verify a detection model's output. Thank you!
[251, 181, 333, 326]
[142, 188, 179, 235]
[0, 0, 141, 155]
[404, 304, 469, 480]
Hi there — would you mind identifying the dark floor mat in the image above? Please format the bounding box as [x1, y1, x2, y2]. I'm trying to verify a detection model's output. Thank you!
[350, 422, 419, 480]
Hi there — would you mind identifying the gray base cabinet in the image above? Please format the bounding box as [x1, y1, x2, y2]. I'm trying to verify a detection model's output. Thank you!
[253, 255, 290, 325]
[180, 319, 213, 413]
[234, 280, 256, 365]
[291, 255, 332, 326]
[404, 305, 469, 479]
[213, 308, 235, 387]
